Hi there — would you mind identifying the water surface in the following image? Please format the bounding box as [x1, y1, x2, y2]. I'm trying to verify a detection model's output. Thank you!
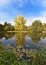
[0, 32, 46, 60]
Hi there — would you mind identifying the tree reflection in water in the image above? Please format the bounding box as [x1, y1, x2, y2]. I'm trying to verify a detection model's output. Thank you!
[15, 32, 26, 47]
[0, 32, 46, 43]
[14, 32, 46, 46]
[28, 32, 42, 43]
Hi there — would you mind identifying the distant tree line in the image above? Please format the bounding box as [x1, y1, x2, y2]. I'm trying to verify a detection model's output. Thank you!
[0, 16, 46, 32]
[0, 22, 15, 32]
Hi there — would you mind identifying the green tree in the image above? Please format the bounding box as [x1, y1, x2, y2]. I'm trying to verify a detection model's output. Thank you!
[0, 24, 4, 31]
[31, 20, 42, 33]
[4, 22, 15, 31]
[42, 23, 46, 31]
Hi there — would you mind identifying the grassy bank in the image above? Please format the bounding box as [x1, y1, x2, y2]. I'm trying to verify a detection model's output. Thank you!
[0, 43, 46, 65]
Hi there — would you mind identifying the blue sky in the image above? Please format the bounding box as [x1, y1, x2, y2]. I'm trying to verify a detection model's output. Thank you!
[0, 0, 46, 25]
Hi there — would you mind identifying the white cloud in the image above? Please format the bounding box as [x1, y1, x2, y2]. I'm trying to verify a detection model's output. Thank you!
[0, 11, 13, 25]
[26, 11, 46, 26]
[0, 0, 46, 7]
[40, 11, 46, 16]
[14, 0, 28, 7]
[0, 0, 12, 7]
[26, 16, 46, 26]
[30, 0, 46, 7]
[0, 0, 28, 7]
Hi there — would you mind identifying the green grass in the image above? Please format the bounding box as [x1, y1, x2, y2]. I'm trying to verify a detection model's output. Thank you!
[0, 44, 46, 65]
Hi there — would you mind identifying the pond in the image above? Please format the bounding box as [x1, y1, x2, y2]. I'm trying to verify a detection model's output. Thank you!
[0, 32, 46, 60]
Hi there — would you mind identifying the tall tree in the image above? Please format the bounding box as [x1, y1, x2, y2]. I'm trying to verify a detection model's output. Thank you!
[31, 20, 42, 33]
[14, 16, 26, 31]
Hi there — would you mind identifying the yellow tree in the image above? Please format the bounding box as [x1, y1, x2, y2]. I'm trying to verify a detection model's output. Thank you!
[14, 16, 26, 31]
